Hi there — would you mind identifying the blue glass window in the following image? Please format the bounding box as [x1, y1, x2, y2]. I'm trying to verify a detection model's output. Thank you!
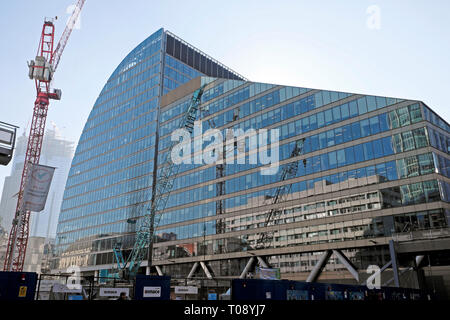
[328, 151, 337, 169]
[342, 124, 352, 143]
[349, 101, 358, 117]
[325, 109, 333, 126]
[345, 146, 355, 165]
[363, 142, 374, 160]
[354, 144, 365, 162]
[357, 97, 367, 114]
[373, 139, 384, 158]
[351, 122, 361, 140]
[367, 96, 377, 112]
[361, 119, 371, 137]
[370, 116, 380, 135]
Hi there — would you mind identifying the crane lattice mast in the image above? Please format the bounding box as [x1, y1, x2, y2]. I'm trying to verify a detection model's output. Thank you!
[3, 0, 86, 272]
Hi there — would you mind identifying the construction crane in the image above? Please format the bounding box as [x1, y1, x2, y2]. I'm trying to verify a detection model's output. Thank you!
[113, 84, 207, 280]
[255, 138, 306, 248]
[3, 0, 86, 272]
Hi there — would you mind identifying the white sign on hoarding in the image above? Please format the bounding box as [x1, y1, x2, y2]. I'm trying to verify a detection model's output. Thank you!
[99, 288, 130, 297]
[52, 283, 82, 293]
[175, 286, 198, 295]
[22, 163, 55, 212]
[143, 286, 161, 297]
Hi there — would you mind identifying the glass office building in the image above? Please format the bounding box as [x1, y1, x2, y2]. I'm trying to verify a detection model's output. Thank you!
[53, 29, 450, 281]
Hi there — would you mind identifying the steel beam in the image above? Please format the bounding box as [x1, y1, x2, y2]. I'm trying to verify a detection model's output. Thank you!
[240, 257, 255, 279]
[155, 265, 163, 276]
[332, 249, 359, 282]
[306, 250, 332, 283]
[382, 255, 424, 287]
[187, 262, 199, 279]
[389, 240, 400, 287]
[257, 256, 269, 268]
[200, 261, 213, 279]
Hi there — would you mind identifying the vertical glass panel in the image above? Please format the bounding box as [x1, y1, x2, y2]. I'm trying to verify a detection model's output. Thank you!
[342, 124, 352, 142]
[401, 182, 424, 205]
[354, 144, 365, 162]
[389, 110, 400, 129]
[423, 180, 440, 202]
[328, 151, 337, 169]
[366, 96, 377, 112]
[363, 142, 374, 160]
[345, 147, 355, 165]
[349, 100, 358, 117]
[320, 153, 329, 171]
[409, 103, 422, 123]
[351, 122, 361, 140]
[418, 153, 435, 175]
[402, 131, 416, 151]
[309, 114, 318, 130]
[325, 109, 333, 125]
[379, 113, 389, 132]
[337, 149, 346, 167]
[376, 96, 387, 109]
[386, 160, 398, 181]
[370, 116, 380, 135]
[317, 112, 325, 128]
[327, 130, 335, 147]
[341, 103, 350, 120]
[413, 127, 428, 149]
[319, 132, 327, 149]
[357, 97, 367, 114]
[334, 127, 344, 145]
[332, 106, 341, 122]
[373, 139, 384, 158]
[360, 119, 371, 137]
[397, 107, 411, 127]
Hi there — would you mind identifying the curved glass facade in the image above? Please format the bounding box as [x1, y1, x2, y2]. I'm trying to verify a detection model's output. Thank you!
[53, 29, 449, 280]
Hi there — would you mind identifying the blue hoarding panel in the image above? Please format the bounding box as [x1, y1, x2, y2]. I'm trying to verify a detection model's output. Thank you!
[134, 275, 171, 300]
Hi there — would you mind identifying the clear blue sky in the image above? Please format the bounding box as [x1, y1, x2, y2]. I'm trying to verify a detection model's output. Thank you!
[1, 0, 449, 197]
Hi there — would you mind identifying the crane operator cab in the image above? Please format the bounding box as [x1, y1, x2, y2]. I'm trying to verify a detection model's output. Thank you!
[0, 121, 17, 166]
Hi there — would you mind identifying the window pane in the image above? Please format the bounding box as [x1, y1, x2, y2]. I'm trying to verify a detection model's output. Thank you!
[351, 122, 361, 140]
[345, 147, 355, 165]
[343, 124, 352, 142]
[363, 142, 374, 160]
[325, 109, 333, 125]
[335, 127, 343, 145]
[418, 153, 435, 175]
[413, 128, 428, 149]
[360, 119, 371, 137]
[328, 151, 337, 169]
[357, 97, 367, 114]
[337, 149, 346, 167]
[349, 100, 358, 117]
[354, 144, 365, 162]
[370, 116, 380, 135]
[341, 103, 350, 120]
[373, 139, 384, 158]
[367, 96, 377, 112]
[409, 103, 422, 123]
[379, 113, 389, 132]
[398, 107, 411, 127]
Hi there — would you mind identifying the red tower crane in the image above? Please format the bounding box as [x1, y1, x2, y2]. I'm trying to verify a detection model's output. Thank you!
[3, 0, 86, 272]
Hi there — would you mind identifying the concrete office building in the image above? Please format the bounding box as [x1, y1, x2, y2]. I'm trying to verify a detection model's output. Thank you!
[52, 28, 450, 294]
